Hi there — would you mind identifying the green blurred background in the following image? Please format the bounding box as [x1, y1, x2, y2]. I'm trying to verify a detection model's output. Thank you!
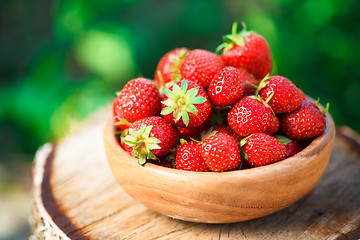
[0, 0, 360, 237]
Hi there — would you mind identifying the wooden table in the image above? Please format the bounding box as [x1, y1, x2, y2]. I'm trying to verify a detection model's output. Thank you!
[30, 110, 360, 239]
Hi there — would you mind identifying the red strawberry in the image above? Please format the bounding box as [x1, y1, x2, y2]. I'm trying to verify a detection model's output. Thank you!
[201, 132, 241, 172]
[178, 127, 201, 141]
[113, 78, 161, 126]
[217, 22, 272, 79]
[176, 142, 210, 172]
[275, 135, 302, 158]
[240, 133, 286, 167]
[161, 79, 211, 127]
[211, 125, 243, 143]
[208, 66, 244, 107]
[179, 49, 225, 89]
[237, 67, 259, 96]
[258, 75, 305, 114]
[264, 114, 280, 135]
[112, 101, 131, 131]
[123, 116, 180, 164]
[179, 119, 211, 141]
[154, 48, 189, 87]
[227, 96, 273, 136]
[280, 100, 328, 141]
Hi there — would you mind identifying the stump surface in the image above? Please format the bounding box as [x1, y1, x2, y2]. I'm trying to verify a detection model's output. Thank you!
[31, 110, 360, 240]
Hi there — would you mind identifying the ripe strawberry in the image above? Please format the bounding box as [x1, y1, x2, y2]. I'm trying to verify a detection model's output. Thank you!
[178, 127, 201, 141]
[123, 116, 180, 164]
[264, 114, 280, 135]
[113, 78, 161, 126]
[179, 118, 212, 141]
[258, 75, 305, 114]
[217, 22, 272, 79]
[237, 67, 259, 96]
[227, 96, 273, 136]
[275, 135, 301, 158]
[201, 132, 241, 172]
[240, 133, 286, 167]
[161, 79, 211, 127]
[179, 49, 225, 89]
[280, 100, 328, 141]
[176, 142, 210, 172]
[154, 47, 189, 87]
[208, 66, 244, 107]
[211, 125, 243, 143]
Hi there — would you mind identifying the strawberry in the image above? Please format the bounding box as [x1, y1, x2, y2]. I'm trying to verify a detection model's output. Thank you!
[176, 142, 210, 172]
[179, 49, 225, 89]
[161, 79, 211, 127]
[201, 132, 241, 172]
[237, 67, 259, 96]
[258, 75, 305, 114]
[217, 22, 272, 79]
[208, 66, 244, 107]
[227, 96, 273, 137]
[154, 47, 189, 88]
[275, 135, 302, 158]
[279, 100, 328, 141]
[179, 118, 211, 141]
[211, 125, 243, 143]
[264, 114, 280, 135]
[123, 116, 180, 164]
[113, 78, 161, 126]
[112, 101, 131, 131]
[178, 127, 202, 141]
[240, 133, 286, 167]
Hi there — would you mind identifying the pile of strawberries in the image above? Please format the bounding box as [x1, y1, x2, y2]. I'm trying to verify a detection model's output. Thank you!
[112, 22, 329, 172]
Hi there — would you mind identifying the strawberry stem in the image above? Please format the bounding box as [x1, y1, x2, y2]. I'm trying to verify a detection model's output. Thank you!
[232, 21, 239, 36]
[246, 81, 259, 89]
[156, 70, 165, 87]
[255, 74, 271, 95]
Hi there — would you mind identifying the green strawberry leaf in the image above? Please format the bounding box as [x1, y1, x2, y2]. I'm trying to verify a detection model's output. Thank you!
[161, 106, 174, 115]
[138, 125, 147, 135]
[138, 154, 147, 165]
[240, 134, 252, 147]
[181, 110, 190, 126]
[275, 135, 292, 145]
[163, 87, 175, 99]
[192, 96, 206, 104]
[128, 128, 138, 137]
[186, 87, 200, 99]
[187, 104, 198, 115]
[181, 79, 188, 92]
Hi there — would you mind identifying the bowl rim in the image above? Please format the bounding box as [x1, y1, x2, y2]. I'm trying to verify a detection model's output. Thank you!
[104, 108, 336, 180]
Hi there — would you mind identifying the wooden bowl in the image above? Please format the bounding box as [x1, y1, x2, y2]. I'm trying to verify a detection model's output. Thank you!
[103, 112, 335, 223]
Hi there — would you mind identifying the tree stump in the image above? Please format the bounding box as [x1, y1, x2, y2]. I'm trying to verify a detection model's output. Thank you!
[30, 109, 360, 240]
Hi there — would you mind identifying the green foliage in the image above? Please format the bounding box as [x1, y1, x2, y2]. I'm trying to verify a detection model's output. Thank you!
[1, 0, 360, 160]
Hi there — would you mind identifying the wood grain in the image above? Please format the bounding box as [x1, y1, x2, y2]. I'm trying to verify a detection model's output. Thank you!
[31, 109, 360, 239]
